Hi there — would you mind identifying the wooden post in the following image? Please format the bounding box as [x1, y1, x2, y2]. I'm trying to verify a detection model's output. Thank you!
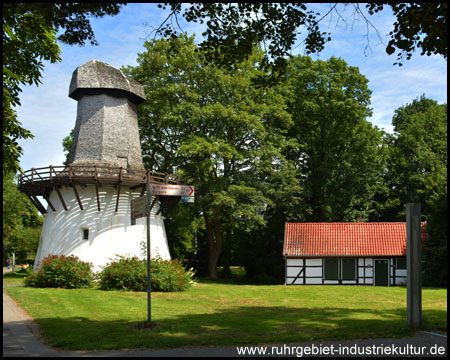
[406, 203, 422, 328]
[95, 183, 101, 211]
[115, 184, 121, 213]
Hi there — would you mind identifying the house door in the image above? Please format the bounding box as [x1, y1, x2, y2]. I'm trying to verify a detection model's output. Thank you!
[375, 259, 389, 286]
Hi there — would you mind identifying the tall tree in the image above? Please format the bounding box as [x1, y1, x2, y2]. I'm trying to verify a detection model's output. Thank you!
[378, 96, 447, 221]
[378, 96, 447, 287]
[124, 35, 291, 278]
[3, 3, 125, 175]
[285, 55, 385, 222]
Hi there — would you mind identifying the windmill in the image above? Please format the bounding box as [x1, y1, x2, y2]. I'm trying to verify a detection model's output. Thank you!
[18, 60, 182, 272]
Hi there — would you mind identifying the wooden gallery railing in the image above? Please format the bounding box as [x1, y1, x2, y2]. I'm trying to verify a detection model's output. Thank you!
[17, 165, 181, 214]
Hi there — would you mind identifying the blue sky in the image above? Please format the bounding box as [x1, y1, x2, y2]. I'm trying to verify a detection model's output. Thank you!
[15, 3, 447, 172]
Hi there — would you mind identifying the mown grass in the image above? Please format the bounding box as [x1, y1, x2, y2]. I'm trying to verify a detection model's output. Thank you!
[3, 270, 447, 351]
[3, 269, 29, 284]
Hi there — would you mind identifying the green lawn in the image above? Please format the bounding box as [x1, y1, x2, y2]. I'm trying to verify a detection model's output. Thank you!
[3, 273, 447, 350]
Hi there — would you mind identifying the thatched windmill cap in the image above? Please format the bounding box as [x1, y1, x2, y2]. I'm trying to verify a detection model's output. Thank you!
[69, 59, 146, 104]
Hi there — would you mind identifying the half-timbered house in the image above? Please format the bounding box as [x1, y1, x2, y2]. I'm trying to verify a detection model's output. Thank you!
[283, 222, 427, 286]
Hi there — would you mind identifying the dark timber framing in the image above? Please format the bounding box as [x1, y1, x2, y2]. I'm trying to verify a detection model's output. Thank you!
[44, 194, 56, 212]
[115, 184, 121, 213]
[55, 187, 68, 211]
[95, 183, 101, 211]
[72, 183, 83, 210]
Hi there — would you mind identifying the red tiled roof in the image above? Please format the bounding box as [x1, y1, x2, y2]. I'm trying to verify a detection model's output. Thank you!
[283, 222, 427, 257]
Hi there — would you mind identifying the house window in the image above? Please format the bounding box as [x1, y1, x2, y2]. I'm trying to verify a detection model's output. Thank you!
[342, 258, 356, 280]
[396, 257, 406, 270]
[324, 258, 339, 280]
[82, 228, 89, 240]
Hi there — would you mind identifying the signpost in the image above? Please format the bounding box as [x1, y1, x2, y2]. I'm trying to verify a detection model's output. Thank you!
[130, 183, 194, 326]
[145, 183, 152, 326]
[148, 184, 194, 197]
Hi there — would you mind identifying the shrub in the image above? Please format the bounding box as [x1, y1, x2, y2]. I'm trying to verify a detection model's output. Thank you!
[97, 256, 147, 291]
[97, 256, 196, 292]
[151, 257, 196, 292]
[24, 254, 94, 289]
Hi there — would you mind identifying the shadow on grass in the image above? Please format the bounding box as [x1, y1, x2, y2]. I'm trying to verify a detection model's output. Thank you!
[30, 306, 447, 351]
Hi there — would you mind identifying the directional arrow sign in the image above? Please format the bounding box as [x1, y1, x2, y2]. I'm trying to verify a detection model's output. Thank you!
[149, 184, 194, 197]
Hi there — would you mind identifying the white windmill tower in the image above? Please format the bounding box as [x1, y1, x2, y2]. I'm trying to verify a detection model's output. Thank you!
[18, 60, 181, 272]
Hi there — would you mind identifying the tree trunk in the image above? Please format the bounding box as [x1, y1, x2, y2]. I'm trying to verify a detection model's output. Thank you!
[204, 211, 223, 279]
[223, 226, 231, 275]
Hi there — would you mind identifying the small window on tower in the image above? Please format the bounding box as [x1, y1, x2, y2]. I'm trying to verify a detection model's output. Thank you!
[82, 229, 89, 240]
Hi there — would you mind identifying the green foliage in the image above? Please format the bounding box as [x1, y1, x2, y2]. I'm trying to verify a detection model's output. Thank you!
[377, 96, 447, 221]
[370, 95, 447, 286]
[24, 255, 94, 289]
[151, 257, 196, 292]
[62, 129, 75, 166]
[97, 256, 196, 292]
[284, 55, 384, 222]
[124, 34, 291, 278]
[97, 256, 147, 292]
[126, 35, 446, 282]
[164, 201, 205, 264]
[422, 190, 447, 287]
[3, 172, 43, 259]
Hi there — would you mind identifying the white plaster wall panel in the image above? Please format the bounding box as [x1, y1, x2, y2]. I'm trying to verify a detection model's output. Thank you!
[287, 266, 303, 278]
[396, 276, 407, 285]
[305, 267, 322, 277]
[323, 280, 339, 284]
[306, 278, 323, 284]
[287, 259, 303, 266]
[34, 185, 171, 273]
[305, 258, 322, 266]
[290, 278, 304, 285]
[365, 267, 373, 277]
